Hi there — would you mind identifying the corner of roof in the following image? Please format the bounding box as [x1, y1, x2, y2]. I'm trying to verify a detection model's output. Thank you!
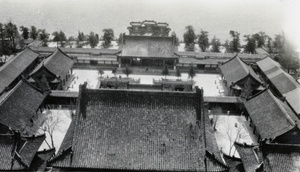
[234, 141, 255, 148]
[56, 47, 73, 60]
[245, 87, 268, 101]
[47, 146, 72, 164]
[221, 53, 239, 65]
[27, 46, 40, 56]
[205, 150, 229, 169]
[21, 78, 46, 95]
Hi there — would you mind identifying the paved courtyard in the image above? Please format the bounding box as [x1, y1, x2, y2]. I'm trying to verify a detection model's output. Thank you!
[68, 69, 224, 96]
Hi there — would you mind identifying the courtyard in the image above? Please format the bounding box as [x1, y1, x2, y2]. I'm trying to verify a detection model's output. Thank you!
[68, 69, 224, 96]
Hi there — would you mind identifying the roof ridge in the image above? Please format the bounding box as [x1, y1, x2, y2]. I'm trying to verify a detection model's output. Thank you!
[57, 47, 73, 60]
[236, 55, 250, 75]
[268, 89, 295, 126]
[21, 78, 45, 95]
[221, 53, 239, 65]
[246, 87, 268, 101]
[205, 150, 229, 169]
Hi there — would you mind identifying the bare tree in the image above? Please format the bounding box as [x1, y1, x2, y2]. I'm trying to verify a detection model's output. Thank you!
[211, 107, 222, 131]
[41, 110, 64, 149]
[223, 118, 248, 156]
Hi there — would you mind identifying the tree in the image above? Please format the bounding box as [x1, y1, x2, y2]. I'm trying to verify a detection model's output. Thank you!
[244, 34, 256, 54]
[41, 110, 64, 148]
[188, 65, 196, 80]
[223, 39, 230, 53]
[88, 32, 99, 48]
[162, 65, 169, 79]
[266, 36, 273, 53]
[102, 28, 114, 48]
[39, 29, 49, 47]
[171, 31, 179, 46]
[117, 33, 124, 45]
[253, 31, 267, 48]
[97, 67, 104, 78]
[20, 26, 29, 40]
[0, 22, 7, 56]
[273, 34, 284, 52]
[229, 30, 240, 53]
[211, 35, 221, 52]
[77, 31, 85, 42]
[52, 30, 67, 47]
[30, 26, 38, 40]
[112, 68, 117, 76]
[122, 65, 133, 78]
[5, 21, 19, 53]
[198, 30, 209, 52]
[183, 25, 196, 50]
[176, 68, 181, 80]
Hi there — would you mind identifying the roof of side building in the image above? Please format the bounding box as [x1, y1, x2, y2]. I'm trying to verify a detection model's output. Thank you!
[244, 89, 299, 139]
[219, 55, 261, 85]
[50, 86, 227, 171]
[261, 142, 300, 172]
[29, 46, 121, 55]
[234, 142, 261, 172]
[0, 134, 45, 171]
[256, 56, 300, 115]
[30, 48, 74, 79]
[0, 80, 47, 135]
[0, 48, 39, 94]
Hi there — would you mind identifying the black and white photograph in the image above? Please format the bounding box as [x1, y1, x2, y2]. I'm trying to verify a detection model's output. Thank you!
[0, 0, 299, 171]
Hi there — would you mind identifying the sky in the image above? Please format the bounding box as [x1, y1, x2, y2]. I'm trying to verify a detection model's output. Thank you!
[0, 0, 299, 48]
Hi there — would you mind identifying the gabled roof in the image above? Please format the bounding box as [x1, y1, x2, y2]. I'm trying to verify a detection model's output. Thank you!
[121, 35, 176, 58]
[234, 142, 261, 172]
[0, 48, 39, 94]
[51, 86, 227, 171]
[261, 142, 300, 172]
[244, 89, 299, 139]
[29, 148, 55, 171]
[0, 133, 45, 171]
[219, 55, 261, 85]
[222, 154, 244, 172]
[256, 56, 300, 115]
[31, 48, 74, 79]
[0, 80, 47, 135]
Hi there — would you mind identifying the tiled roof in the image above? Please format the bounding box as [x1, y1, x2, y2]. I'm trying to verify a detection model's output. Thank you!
[256, 57, 300, 115]
[19, 135, 46, 167]
[204, 96, 240, 103]
[219, 55, 261, 85]
[261, 142, 300, 172]
[50, 90, 79, 98]
[255, 48, 269, 55]
[30, 46, 121, 55]
[0, 80, 47, 135]
[0, 133, 45, 170]
[51, 86, 227, 171]
[234, 142, 261, 172]
[178, 57, 228, 65]
[0, 134, 25, 170]
[31, 48, 74, 79]
[0, 48, 39, 94]
[175, 52, 266, 61]
[121, 35, 176, 58]
[244, 89, 298, 139]
[29, 148, 55, 171]
[222, 154, 244, 172]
